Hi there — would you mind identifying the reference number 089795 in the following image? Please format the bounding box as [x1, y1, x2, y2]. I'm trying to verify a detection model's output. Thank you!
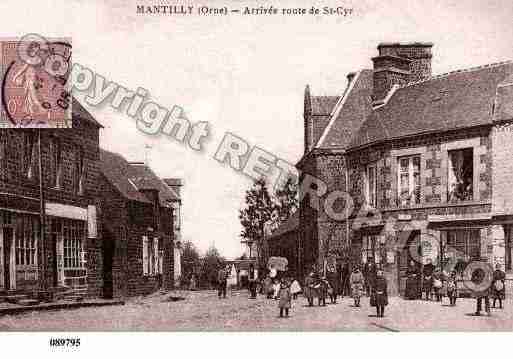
[49, 338, 81, 347]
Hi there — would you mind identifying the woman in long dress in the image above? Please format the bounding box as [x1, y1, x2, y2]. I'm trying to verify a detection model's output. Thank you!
[350, 266, 364, 307]
[405, 260, 420, 299]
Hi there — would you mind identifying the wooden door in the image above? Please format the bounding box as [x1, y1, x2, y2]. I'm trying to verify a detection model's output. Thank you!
[3, 228, 13, 290]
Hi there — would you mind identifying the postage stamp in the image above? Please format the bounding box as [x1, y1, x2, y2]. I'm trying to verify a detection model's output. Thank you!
[0, 35, 72, 128]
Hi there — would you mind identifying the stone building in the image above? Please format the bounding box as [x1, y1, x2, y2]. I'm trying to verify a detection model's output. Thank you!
[297, 42, 513, 295]
[99, 150, 176, 298]
[0, 99, 103, 298]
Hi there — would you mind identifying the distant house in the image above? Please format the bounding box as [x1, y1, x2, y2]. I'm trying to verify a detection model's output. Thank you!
[99, 150, 176, 298]
[267, 212, 299, 276]
[162, 178, 183, 287]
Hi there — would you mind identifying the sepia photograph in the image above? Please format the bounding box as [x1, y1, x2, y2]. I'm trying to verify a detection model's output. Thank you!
[0, 0, 513, 355]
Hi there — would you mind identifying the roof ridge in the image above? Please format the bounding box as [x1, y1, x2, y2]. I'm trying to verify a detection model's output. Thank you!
[315, 70, 362, 148]
[398, 60, 513, 89]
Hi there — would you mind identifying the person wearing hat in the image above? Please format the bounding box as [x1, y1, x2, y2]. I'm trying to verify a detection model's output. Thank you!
[371, 269, 388, 318]
[278, 278, 292, 317]
[217, 266, 228, 299]
[472, 264, 491, 316]
[491, 263, 506, 309]
[304, 271, 316, 307]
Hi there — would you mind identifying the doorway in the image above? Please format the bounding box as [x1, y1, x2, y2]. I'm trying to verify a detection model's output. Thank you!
[102, 236, 115, 299]
[3, 227, 13, 290]
[397, 230, 421, 296]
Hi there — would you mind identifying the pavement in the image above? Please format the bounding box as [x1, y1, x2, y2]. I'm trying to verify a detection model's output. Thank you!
[0, 290, 511, 331]
[0, 298, 124, 316]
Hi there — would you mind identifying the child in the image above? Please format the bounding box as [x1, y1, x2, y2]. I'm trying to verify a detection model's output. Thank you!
[273, 279, 280, 300]
[350, 266, 364, 307]
[278, 279, 292, 317]
[327, 281, 336, 304]
[446, 270, 458, 306]
[290, 278, 302, 300]
[432, 268, 443, 302]
[371, 270, 388, 318]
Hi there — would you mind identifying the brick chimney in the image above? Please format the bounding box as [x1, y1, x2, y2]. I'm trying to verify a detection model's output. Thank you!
[372, 42, 433, 104]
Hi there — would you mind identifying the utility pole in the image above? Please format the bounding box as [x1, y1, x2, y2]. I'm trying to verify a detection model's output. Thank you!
[38, 129, 47, 292]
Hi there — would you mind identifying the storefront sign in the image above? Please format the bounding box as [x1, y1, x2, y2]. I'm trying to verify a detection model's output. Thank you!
[45, 203, 87, 220]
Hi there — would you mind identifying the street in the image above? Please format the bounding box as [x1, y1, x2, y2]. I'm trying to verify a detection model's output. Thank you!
[0, 290, 512, 331]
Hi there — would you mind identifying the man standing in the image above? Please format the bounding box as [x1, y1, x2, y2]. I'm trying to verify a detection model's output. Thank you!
[423, 258, 435, 300]
[248, 264, 257, 299]
[218, 266, 228, 299]
[473, 263, 492, 316]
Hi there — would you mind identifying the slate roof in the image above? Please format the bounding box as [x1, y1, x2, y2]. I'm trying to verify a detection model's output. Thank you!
[311, 96, 339, 115]
[99, 149, 179, 206]
[268, 211, 299, 240]
[72, 97, 104, 128]
[127, 163, 180, 205]
[349, 61, 513, 150]
[315, 69, 374, 149]
[99, 149, 151, 204]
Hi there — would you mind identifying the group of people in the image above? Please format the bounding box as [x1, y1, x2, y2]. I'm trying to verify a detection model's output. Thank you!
[215, 260, 507, 320]
[405, 259, 507, 316]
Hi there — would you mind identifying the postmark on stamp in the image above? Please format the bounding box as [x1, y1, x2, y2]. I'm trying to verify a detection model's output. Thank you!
[0, 35, 72, 128]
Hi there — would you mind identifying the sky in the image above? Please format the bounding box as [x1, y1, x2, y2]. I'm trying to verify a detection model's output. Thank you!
[1, 0, 512, 258]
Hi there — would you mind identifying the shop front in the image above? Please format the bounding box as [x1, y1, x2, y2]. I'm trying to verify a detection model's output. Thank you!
[0, 209, 40, 292]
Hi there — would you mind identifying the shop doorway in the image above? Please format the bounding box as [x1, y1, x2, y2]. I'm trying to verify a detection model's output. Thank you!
[2, 227, 13, 290]
[102, 237, 115, 299]
[397, 230, 421, 296]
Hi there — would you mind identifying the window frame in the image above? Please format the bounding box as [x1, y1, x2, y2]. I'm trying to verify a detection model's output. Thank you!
[447, 147, 474, 203]
[365, 164, 377, 208]
[396, 154, 421, 206]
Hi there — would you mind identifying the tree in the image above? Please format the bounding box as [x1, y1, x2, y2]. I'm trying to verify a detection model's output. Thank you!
[199, 245, 225, 288]
[181, 240, 201, 286]
[274, 176, 298, 224]
[239, 177, 275, 270]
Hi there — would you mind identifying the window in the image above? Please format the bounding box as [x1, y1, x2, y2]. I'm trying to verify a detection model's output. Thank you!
[362, 235, 381, 264]
[506, 227, 512, 271]
[63, 221, 85, 269]
[174, 205, 181, 230]
[74, 146, 85, 194]
[397, 155, 421, 206]
[51, 137, 62, 188]
[365, 165, 377, 207]
[143, 236, 149, 275]
[15, 215, 38, 267]
[158, 249, 164, 274]
[142, 236, 160, 275]
[445, 229, 481, 272]
[23, 132, 36, 179]
[448, 148, 473, 202]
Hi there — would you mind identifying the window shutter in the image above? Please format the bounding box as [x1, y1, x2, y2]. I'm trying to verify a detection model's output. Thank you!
[142, 236, 148, 275]
[154, 238, 159, 275]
